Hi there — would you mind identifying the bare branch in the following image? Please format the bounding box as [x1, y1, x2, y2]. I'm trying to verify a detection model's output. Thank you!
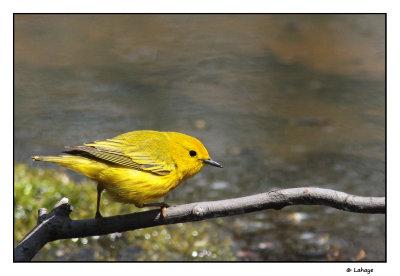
[14, 187, 385, 261]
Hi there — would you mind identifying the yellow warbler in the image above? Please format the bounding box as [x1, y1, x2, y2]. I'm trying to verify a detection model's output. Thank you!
[32, 130, 222, 218]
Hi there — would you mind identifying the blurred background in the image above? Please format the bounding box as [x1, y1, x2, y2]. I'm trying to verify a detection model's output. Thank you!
[14, 14, 385, 261]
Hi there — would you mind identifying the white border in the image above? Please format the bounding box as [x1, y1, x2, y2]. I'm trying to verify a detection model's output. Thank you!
[5, 1, 398, 275]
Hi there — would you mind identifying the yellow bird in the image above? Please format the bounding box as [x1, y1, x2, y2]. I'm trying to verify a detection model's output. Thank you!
[32, 130, 222, 219]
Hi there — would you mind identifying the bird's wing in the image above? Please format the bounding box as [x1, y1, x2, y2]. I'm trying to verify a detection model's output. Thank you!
[64, 137, 175, 176]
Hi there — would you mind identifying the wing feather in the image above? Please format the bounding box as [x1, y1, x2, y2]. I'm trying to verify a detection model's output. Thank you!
[64, 134, 175, 176]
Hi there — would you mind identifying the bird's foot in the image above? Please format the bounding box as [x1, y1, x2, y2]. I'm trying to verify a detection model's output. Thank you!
[95, 211, 103, 220]
[142, 202, 169, 221]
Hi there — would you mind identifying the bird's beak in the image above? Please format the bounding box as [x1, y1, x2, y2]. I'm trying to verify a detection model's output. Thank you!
[202, 158, 223, 168]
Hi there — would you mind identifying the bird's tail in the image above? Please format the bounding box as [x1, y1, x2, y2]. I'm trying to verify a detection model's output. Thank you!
[32, 155, 65, 163]
[32, 154, 105, 179]
[32, 155, 89, 168]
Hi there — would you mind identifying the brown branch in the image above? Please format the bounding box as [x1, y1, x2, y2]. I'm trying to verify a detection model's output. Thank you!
[14, 187, 385, 261]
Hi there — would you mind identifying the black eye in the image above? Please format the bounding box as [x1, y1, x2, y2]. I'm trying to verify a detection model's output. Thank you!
[189, 150, 197, 157]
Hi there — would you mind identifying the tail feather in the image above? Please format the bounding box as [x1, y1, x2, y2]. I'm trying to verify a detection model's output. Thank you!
[32, 155, 84, 166]
[32, 155, 63, 162]
[31, 154, 106, 179]
[32, 155, 43, 161]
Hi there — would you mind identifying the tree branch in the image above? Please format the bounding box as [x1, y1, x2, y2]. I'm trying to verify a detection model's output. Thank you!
[14, 187, 385, 261]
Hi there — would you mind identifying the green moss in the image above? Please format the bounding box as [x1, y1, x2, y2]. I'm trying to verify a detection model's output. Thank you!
[14, 163, 235, 261]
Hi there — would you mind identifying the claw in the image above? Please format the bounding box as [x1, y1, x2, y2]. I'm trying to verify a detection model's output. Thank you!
[142, 202, 169, 221]
[161, 206, 167, 221]
[95, 211, 103, 220]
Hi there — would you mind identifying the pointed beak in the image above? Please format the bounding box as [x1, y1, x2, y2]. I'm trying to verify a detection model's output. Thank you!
[202, 158, 223, 168]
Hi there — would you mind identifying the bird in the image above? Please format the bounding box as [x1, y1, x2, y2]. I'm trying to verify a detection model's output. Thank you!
[32, 130, 222, 219]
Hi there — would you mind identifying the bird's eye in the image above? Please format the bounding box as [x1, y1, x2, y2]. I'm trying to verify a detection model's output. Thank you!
[189, 150, 197, 157]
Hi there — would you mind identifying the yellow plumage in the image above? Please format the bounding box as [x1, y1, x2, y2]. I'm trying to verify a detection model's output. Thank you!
[32, 130, 222, 218]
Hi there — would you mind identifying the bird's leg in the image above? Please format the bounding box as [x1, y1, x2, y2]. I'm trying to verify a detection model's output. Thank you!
[95, 183, 104, 219]
[142, 202, 169, 220]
